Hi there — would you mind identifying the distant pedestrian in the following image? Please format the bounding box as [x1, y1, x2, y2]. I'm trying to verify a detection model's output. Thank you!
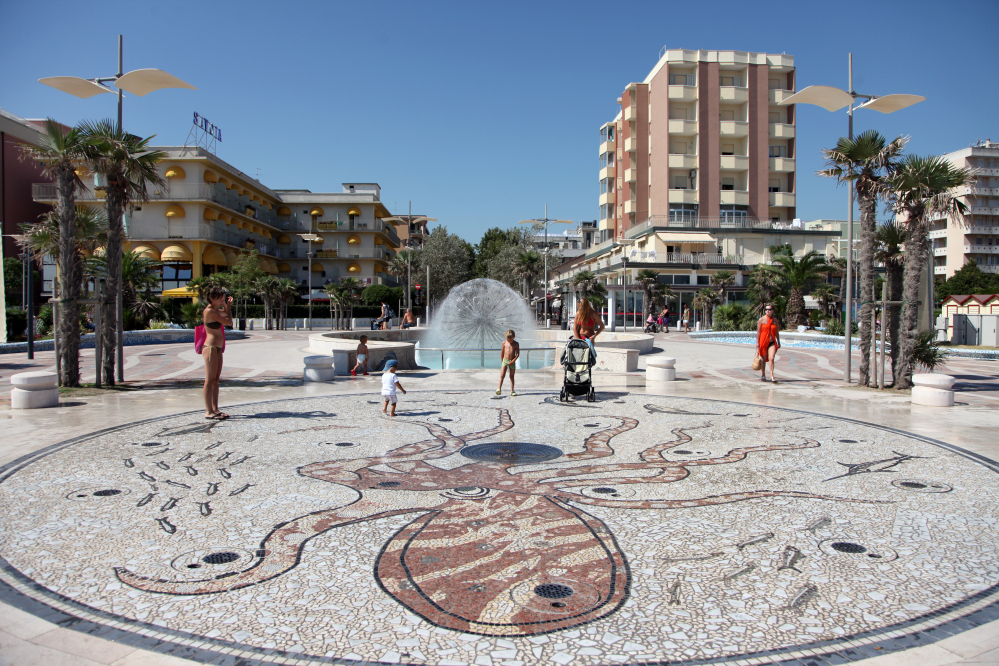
[682, 306, 691, 333]
[381, 359, 406, 416]
[352, 335, 369, 377]
[659, 304, 670, 333]
[200, 286, 233, 420]
[496, 330, 520, 397]
[756, 303, 782, 383]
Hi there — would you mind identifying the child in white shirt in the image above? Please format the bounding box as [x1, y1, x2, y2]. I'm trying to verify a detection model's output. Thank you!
[381, 359, 406, 416]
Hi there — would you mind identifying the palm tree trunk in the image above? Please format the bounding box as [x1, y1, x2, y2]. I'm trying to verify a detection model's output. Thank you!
[102, 193, 124, 386]
[887, 264, 903, 385]
[56, 167, 81, 387]
[788, 288, 805, 327]
[897, 224, 928, 389]
[857, 188, 877, 387]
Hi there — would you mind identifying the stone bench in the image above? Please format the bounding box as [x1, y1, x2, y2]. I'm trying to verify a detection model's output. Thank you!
[647, 356, 677, 382]
[11, 371, 59, 409]
[303, 355, 337, 382]
[911, 373, 955, 407]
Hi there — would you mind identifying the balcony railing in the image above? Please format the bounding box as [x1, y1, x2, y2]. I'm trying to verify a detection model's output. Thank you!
[623, 252, 744, 265]
[625, 215, 793, 239]
[340, 248, 392, 260]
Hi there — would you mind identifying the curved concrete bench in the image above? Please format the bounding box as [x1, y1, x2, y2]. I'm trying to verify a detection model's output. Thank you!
[647, 357, 676, 382]
[911, 373, 955, 407]
[308, 333, 415, 372]
[11, 371, 59, 409]
[303, 355, 337, 382]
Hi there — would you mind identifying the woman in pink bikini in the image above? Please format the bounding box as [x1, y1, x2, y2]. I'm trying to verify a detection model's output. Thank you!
[202, 286, 233, 419]
[573, 298, 605, 354]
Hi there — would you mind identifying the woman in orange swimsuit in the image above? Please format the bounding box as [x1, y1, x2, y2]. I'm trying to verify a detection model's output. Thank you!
[202, 286, 233, 419]
[573, 298, 605, 354]
[756, 303, 781, 383]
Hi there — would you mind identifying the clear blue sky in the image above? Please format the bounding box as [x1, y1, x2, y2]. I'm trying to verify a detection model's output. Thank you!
[2, 0, 996, 242]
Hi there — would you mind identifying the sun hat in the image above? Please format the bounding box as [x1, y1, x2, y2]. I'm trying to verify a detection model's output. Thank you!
[384, 359, 398, 369]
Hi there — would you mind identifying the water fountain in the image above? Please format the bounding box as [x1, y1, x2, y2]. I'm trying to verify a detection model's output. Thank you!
[417, 279, 551, 369]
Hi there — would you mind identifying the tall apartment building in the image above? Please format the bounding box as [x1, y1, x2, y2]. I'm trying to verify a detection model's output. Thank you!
[569, 49, 834, 326]
[930, 139, 999, 277]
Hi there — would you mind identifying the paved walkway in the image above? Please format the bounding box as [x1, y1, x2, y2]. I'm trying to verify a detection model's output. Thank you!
[1, 331, 997, 666]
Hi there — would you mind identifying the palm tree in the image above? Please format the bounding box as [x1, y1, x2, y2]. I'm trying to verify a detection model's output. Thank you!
[512, 250, 544, 298]
[87, 251, 162, 311]
[18, 120, 93, 387]
[874, 222, 908, 384]
[337, 277, 364, 329]
[891, 154, 975, 389]
[810, 284, 840, 322]
[709, 269, 737, 305]
[323, 282, 345, 330]
[386, 249, 417, 300]
[79, 119, 167, 385]
[570, 270, 600, 301]
[771, 251, 828, 328]
[745, 264, 782, 317]
[635, 269, 664, 323]
[691, 288, 720, 328]
[254, 275, 282, 330]
[819, 129, 907, 386]
[277, 278, 299, 330]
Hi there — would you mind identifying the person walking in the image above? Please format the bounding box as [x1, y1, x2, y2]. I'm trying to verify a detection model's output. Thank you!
[381, 359, 406, 416]
[201, 286, 233, 419]
[682, 306, 691, 333]
[756, 303, 782, 383]
[573, 298, 605, 355]
[658, 304, 670, 333]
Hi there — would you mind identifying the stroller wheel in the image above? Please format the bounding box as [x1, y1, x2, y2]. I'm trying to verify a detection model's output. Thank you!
[587, 388, 595, 402]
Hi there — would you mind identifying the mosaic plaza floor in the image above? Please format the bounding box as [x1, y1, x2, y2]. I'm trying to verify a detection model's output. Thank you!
[1, 389, 998, 666]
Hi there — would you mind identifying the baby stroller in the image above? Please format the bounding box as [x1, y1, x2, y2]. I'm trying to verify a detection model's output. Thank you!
[559, 337, 596, 402]
[644, 317, 659, 334]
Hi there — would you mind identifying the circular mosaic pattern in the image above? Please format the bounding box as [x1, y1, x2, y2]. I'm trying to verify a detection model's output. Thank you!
[0, 391, 997, 666]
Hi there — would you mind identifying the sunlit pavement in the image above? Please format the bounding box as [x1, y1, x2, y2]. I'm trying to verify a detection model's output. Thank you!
[1, 329, 997, 666]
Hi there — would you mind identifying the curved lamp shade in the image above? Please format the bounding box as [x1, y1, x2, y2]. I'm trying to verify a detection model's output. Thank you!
[779, 85, 854, 112]
[115, 69, 197, 97]
[39, 77, 112, 99]
[857, 94, 926, 114]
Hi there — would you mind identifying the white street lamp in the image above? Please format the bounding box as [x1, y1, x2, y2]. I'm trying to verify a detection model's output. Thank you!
[39, 35, 196, 383]
[520, 205, 572, 327]
[298, 233, 322, 330]
[780, 53, 924, 383]
[382, 204, 436, 312]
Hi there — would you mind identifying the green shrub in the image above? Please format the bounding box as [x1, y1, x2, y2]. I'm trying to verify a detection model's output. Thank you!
[149, 321, 170, 330]
[360, 284, 403, 307]
[913, 329, 949, 372]
[6, 308, 27, 340]
[713, 304, 752, 332]
[824, 319, 858, 337]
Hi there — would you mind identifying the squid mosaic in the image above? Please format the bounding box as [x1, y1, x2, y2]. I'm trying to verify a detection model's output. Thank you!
[116, 409, 876, 636]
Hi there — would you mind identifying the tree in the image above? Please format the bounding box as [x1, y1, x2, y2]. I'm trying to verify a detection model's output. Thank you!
[936, 261, 999, 302]
[254, 275, 283, 330]
[692, 288, 720, 328]
[324, 282, 347, 330]
[87, 250, 162, 312]
[709, 269, 737, 304]
[874, 222, 908, 384]
[416, 225, 473, 303]
[770, 251, 828, 328]
[18, 119, 93, 387]
[570, 270, 601, 301]
[819, 129, 907, 387]
[474, 227, 521, 278]
[635, 269, 665, 322]
[337, 277, 364, 328]
[79, 119, 166, 385]
[386, 249, 418, 301]
[360, 283, 400, 307]
[227, 250, 267, 319]
[277, 278, 299, 330]
[512, 250, 544, 297]
[745, 264, 782, 317]
[891, 154, 975, 389]
[810, 284, 840, 321]
[767, 243, 793, 260]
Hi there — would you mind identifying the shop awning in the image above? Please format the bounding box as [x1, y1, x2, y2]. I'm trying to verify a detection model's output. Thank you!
[161, 286, 198, 298]
[655, 232, 714, 243]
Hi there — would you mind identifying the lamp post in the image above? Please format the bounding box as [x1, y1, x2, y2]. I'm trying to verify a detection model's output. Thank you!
[39, 34, 196, 383]
[780, 53, 924, 383]
[299, 233, 321, 330]
[519, 205, 572, 327]
[381, 204, 435, 311]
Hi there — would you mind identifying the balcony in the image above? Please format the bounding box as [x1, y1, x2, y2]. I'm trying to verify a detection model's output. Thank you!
[599, 140, 615, 156]
[962, 186, 999, 197]
[933, 247, 948, 256]
[599, 192, 616, 206]
[769, 90, 794, 104]
[770, 192, 796, 207]
[668, 120, 697, 136]
[599, 166, 616, 180]
[623, 200, 638, 215]
[928, 229, 949, 239]
[769, 157, 795, 172]
[668, 85, 697, 102]
[624, 105, 638, 122]
[668, 154, 697, 169]
[720, 155, 748, 171]
[624, 215, 799, 240]
[624, 168, 638, 183]
[720, 87, 748, 103]
[965, 245, 999, 254]
[769, 123, 795, 138]
[624, 137, 639, 153]
[971, 206, 999, 215]
[340, 248, 392, 260]
[720, 121, 749, 137]
[720, 190, 749, 205]
[668, 189, 698, 204]
[934, 265, 948, 275]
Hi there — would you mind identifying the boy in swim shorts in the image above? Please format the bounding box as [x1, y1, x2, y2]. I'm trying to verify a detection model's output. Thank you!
[496, 330, 520, 397]
[352, 336, 369, 377]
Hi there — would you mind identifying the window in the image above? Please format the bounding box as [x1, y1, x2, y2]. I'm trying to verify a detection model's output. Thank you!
[671, 141, 688, 155]
[697, 275, 711, 285]
[769, 179, 781, 193]
[720, 109, 735, 121]
[769, 78, 781, 90]
[672, 175, 688, 189]
[673, 275, 691, 285]
[600, 178, 615, 194]
[161, 264, 192, 291]
[722, 143, 735, 156]
[769, 111, 781, 124]
[669, 107, 688, 120]
[721, 177, 735, 191]
[600, 204, 614, 220]
[657, 275, 674, 284]
[720, 205, 748, 223]
[769, 145, 786, 158]
[720, 76, 741, 87]
[669, 73, 695, 86]
[669, 204, 698, 222]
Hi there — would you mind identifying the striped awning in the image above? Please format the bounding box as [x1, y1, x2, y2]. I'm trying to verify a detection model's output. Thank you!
[656, 232, 714, 243]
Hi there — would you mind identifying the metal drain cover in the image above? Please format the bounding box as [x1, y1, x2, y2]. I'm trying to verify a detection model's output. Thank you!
[461, 443, 562, 464]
